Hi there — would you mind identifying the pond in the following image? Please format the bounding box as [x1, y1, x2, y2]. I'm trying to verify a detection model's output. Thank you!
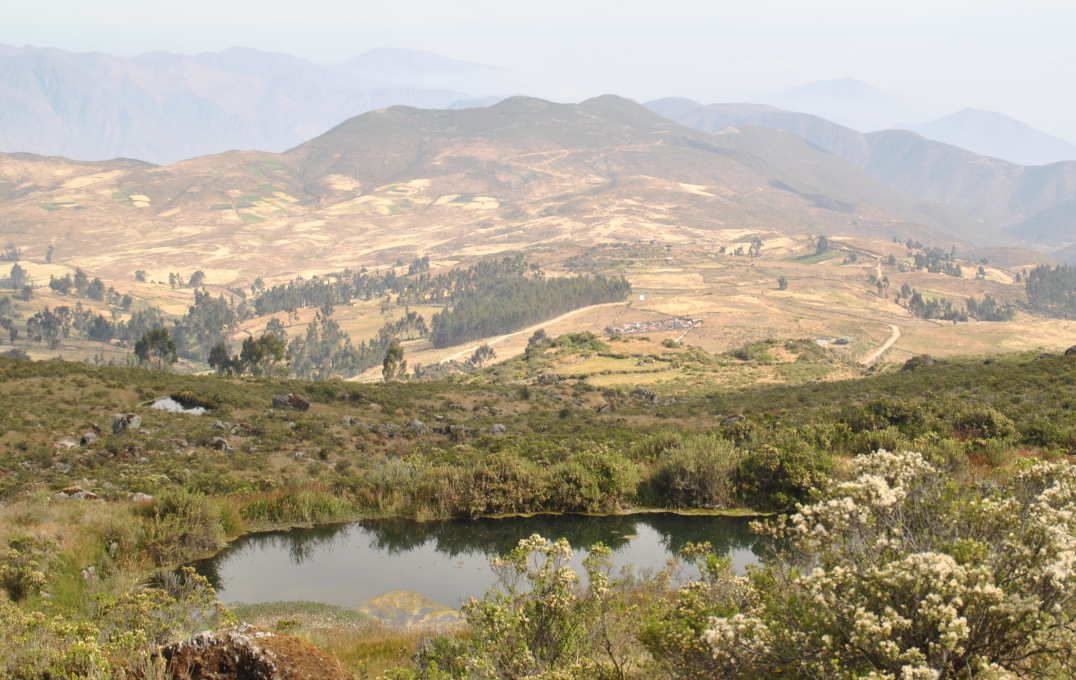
[194, 513, 764, 610]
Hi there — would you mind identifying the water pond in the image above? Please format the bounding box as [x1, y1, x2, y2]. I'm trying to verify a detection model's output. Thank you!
[194, 513, 763, 610]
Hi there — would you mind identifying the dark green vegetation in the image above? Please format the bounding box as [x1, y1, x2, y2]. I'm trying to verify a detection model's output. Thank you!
[429, 269, 629, 348]
[1027, 264, 1076, 318]
[2, 347, 1074, 516]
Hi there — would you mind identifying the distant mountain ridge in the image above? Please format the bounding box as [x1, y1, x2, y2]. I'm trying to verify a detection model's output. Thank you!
[752, 78, 930, 132]
[0, 45, 506, 163]
[908, 109, 1076, 166]
[648, 99, 1076, 250]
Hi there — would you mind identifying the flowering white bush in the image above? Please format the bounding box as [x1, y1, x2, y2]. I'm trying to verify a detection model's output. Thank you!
[414, 534, 648, 680]
[701, 450, 1076, 679]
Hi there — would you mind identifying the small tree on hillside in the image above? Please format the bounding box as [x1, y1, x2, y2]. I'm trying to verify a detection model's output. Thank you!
[239, 333, 287, 377]
[208, 342, 235, 375]
[815, 235, 830, 255]
[777, 276, 789, 291]
[382, 339, 407, 382]
[134, 328, 177, 370]
[468, 344, 497, 368]
[188, 271, 206, 288]
[8, 264, 28, 290]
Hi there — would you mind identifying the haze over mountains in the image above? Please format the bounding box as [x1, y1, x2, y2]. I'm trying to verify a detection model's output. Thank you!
[649, 99, 1076, 253]
[0, 45, 507, 163]
[908, 109, 1076, 166]
[1, 43, 1073, 269]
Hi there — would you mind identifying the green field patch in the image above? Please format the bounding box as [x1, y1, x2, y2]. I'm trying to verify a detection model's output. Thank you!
[38, 201, 77, 211]
[240, 212, 266, 223]
[790, 251, 838, 264]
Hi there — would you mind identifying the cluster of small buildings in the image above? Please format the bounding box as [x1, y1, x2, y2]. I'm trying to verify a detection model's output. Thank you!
[605, 317, 703, 336]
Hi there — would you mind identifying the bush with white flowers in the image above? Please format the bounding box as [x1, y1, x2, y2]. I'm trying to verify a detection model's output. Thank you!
[701, 450, 1076, 679]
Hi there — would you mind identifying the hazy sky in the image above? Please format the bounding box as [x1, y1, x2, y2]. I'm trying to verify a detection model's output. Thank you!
[3, 0, 1074, 137]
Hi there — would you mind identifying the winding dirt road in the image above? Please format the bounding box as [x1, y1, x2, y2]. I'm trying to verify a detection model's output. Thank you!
[862, 323, 901, 365]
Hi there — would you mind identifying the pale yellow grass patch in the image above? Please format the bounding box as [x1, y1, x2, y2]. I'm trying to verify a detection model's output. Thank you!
[324, 174, 362, 191]
[677, 183, 715, 197]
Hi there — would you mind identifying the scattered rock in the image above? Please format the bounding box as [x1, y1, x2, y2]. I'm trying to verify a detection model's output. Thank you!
[112, 413, 142, 435]
[79, 432, 98, 446]
[433, 423, 473, 441]
[55, 438, 79, 450]
[901, 354, 937, 371]
[212, 420, 230, 431]
[158, 624, 353, 680]
[210, 437, 231, 452]
[151, 397, 207, 415]
[375, 423, 401, 438]
[272, 394, 310, 412]
[1065, 345, 1076, 357]
[407, 419, 428, 435]
[131, 492, 154, 503]
[721, 415, 746, 425]
[631, 387, 657, 404]
[171, 439, 190, 449]
[54, 487, 99, 501]
[342, 415, 357, 426]
[490, 423, 508, 436]
[80, 565, 96, 582]
[537, 373, 563, 385]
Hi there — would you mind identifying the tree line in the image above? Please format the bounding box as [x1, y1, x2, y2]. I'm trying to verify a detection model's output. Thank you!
[1026, 264, 1076, 319]
[429, 271, 631, 348]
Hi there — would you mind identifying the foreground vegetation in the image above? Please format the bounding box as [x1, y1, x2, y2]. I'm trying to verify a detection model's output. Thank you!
[0, 346, 1075, 677]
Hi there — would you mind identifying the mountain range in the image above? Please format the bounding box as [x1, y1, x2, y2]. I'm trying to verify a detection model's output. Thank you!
[648, 99, 1076, 251]
[0, 45, 507, 164]
[0, 95, 973, 283]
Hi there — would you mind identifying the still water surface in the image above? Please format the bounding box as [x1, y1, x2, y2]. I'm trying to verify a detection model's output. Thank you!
[195, 513, 762, 608]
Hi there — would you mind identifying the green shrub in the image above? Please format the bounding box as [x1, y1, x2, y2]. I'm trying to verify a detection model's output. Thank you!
[952, 405, 1016, 440]
[0, 535, 53, 601]
[648, 435, 742, 508]
[735, 443, 831, 512]
[138, 490, 225, 565]
[239, 489, 352, 525]
[549, 447, 640, 513]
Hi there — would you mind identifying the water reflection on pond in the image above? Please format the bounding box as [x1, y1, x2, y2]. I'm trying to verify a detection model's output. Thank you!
[194, 513, 763, 608]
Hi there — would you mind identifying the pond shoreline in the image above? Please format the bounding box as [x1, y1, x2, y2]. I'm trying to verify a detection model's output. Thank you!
[195, 504, 769, 565]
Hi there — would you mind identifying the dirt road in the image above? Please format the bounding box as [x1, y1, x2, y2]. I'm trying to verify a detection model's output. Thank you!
[862, 323, 901, 365]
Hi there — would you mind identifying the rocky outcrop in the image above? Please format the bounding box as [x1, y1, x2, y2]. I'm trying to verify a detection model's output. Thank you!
[112, 413, 143, 435]
[54, 486, 99, 501]
[159, 624, 352, 680]
[272, 394, 310, 412]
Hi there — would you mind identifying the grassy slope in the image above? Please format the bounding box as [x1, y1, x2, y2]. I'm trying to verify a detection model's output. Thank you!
[2, 349, 1075, 674]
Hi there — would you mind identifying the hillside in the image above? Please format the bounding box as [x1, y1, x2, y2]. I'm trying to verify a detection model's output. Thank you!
[2, 347, 1075, 676]
[654, 101, 1076, 251]
[0, 95, 962, 285]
